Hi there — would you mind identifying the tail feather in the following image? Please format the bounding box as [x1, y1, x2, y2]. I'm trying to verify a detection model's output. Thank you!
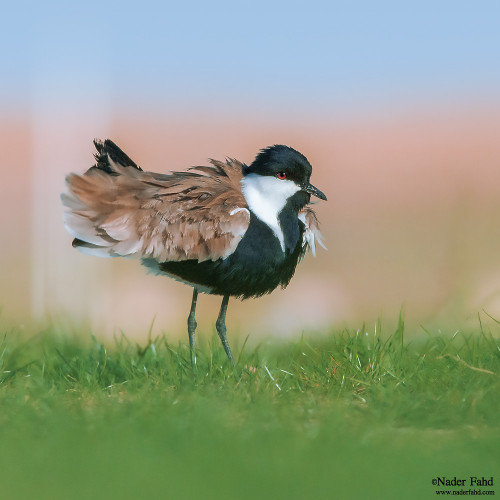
[60, 192, 86, 211]
[62, 138, 141, 257]
[63, 211, 113, 246]
[90, 139, 143, 175]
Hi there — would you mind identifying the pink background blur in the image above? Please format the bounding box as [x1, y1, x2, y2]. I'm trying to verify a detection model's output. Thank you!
[2, 3, 500, 340]
[3, 104, 500, 339]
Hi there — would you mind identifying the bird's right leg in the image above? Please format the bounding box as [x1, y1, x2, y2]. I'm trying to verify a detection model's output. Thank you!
[187, 288, 198, 368]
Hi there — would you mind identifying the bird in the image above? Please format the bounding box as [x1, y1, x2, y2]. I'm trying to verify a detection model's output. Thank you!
[62, 139, 327, 366]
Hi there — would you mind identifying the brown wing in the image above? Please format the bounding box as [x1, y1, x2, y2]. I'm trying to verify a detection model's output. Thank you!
[62, 143, 250, 262]
[298, 206, 326, 257]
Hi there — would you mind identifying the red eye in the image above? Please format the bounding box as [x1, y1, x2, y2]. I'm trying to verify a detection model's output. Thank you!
[277, 172, 287, 180]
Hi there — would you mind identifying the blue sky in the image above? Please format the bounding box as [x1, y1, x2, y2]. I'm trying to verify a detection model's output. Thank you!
[2, 1, 500, 114]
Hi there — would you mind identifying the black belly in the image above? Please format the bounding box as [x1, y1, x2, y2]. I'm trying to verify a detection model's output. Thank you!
[150, 214, 306, 299]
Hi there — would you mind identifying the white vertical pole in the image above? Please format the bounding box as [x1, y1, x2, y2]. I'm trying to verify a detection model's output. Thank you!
[30, 55, 112, 326]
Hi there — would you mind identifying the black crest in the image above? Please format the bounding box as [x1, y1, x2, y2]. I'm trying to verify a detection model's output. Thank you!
[245, 144, 312, 182]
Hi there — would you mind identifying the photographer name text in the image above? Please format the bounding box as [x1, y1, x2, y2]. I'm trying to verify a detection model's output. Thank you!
[432, 477, 494, 487]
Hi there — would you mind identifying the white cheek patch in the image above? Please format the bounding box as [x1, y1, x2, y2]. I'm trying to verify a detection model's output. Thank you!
[241, 174, 300, 252]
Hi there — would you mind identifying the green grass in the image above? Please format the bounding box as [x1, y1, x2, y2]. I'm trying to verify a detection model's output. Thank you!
[1, 316, 499, 500]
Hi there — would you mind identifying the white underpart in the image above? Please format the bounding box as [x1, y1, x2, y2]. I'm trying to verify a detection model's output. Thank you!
[241, 174, 301, 252]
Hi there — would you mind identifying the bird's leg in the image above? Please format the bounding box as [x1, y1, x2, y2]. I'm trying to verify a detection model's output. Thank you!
[187, 288, 198, 367]
[216, 295, 235, 366]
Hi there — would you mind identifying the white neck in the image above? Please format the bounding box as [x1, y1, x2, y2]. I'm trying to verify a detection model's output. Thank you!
[240, 173, 300, 252]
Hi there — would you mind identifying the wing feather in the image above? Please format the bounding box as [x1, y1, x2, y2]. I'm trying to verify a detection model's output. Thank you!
[62, 144, 250, 263]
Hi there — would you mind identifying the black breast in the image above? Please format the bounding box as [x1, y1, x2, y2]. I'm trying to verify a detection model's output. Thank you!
[155, 212, 306, 299]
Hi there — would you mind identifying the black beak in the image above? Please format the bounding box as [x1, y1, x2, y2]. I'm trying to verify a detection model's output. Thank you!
[303, 183, 327, 201]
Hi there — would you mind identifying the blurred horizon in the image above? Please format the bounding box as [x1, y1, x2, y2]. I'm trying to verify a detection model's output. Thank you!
[2, 2, 500, 339]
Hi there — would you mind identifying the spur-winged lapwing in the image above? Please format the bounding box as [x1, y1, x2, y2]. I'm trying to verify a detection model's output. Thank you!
[62, 140, 327, 366]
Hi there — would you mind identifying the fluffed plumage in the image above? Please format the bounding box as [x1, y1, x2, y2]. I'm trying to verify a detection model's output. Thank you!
[62, 139, 324, 265]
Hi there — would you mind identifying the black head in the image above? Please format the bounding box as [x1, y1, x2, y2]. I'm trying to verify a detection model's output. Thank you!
[245, 145, 327, 201]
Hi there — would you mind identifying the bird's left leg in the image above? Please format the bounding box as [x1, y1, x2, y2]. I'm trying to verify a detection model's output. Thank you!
[187, 288, 198, 367]
[216, 294, 235, 366]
